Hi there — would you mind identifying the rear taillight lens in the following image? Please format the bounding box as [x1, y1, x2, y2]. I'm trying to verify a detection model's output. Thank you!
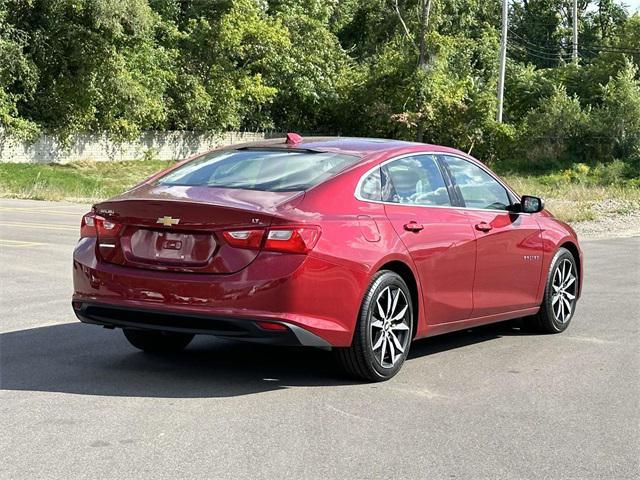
[80, 213, 121, 239]
[96, 218, 121, 238]
[264, 227, 320, 254]
[222, 229, 265, 249]
[80, 213, 96, 238]
[222, 226, 320, 254]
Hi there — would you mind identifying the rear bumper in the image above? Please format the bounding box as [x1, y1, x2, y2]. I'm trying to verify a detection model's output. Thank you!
[73, 302, 331, 348]
[72, 238, 368, 347]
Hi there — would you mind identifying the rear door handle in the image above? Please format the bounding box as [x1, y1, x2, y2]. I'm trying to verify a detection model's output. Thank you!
[404, 222, 424, 232]
[475, 222, 492, 232]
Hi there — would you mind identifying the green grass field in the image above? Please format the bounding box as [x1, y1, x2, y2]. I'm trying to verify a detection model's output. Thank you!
[0, 159, 638, 224]
[0, 160, 176, 202]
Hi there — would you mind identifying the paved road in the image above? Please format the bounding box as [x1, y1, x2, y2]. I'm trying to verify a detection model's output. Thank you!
[1, 198, 639, 480]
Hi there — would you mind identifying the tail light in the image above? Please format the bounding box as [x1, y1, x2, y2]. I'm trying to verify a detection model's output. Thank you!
[222, 229, 265, 249]
[96, 218, 121, 238]
[80, 213, 96, 238]
[264, 227, 320, 254]
[222, 226, 320, 254]
[80, 213, 121, 238]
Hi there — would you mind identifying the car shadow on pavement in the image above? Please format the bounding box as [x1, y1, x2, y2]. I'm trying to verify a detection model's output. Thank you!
[1, 320, 532, 398]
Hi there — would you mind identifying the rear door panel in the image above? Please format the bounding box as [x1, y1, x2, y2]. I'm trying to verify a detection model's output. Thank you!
[384, 205, 476, 324]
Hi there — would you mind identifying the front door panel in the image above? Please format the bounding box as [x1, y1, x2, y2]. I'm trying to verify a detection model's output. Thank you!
[465, 210, 543, 316]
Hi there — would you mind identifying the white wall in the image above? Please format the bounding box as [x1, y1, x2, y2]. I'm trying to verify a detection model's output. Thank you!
[0, 131, 270, 164]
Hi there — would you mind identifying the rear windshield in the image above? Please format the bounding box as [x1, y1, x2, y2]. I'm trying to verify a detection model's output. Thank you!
[157, 149, 360, 192]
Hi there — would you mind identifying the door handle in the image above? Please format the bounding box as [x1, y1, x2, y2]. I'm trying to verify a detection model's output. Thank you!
[475, 222, 493, 232]
[404, 222, 424, 232]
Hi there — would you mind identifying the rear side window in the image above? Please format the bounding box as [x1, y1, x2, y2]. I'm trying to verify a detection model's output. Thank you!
[441, 155, 511, 210]
[358, 168, 382, 201]
[381, 155, 452, 206]
[158, 149, 360, 192]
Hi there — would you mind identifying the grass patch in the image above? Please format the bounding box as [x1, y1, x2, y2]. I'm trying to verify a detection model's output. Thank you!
[0, 160, 175, 202]
[502, 170, 640, 224]
[0, 159, 638, 224]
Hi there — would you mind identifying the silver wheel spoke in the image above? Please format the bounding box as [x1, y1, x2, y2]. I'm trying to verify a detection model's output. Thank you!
[380, 336, 387, 364]
[377, 294, 388, 320]
[389, 331, 404, 353]
[372, 332, 384, 350]
[391, 322, 410, 331]
[562, 296, 572, 313]
[390, 289, 400, 317]
[565, 291, 576, 301]
[563, 276, 575, 289]
[390, 305, 408, 321]
[388, 337, 396, 365]
[371, 319, 384, 329]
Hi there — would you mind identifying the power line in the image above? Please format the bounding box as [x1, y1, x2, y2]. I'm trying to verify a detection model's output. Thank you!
[508, 38, 574, 59]
[508, 45, 574, 62]
[508, 29, 565, 52]
[508, 29, 640, 56]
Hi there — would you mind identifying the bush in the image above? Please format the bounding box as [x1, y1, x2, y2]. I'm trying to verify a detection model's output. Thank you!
[517, 86, 590, 167]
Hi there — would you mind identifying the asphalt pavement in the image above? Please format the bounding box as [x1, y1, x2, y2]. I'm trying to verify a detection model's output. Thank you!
[1, 198, 639, 479]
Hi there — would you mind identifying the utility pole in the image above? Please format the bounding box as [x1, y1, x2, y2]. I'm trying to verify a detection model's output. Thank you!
[497, 0, 508, 123]
[572, 0, 578, 63]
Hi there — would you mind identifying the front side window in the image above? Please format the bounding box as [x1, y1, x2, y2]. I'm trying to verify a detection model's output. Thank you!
[158, 149, 360, 192]
[441, 156, 511, 211]
[381, 155, 451, 206]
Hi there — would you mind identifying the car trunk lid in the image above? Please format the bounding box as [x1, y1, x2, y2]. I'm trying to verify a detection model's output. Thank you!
[93, 185, 303, 274]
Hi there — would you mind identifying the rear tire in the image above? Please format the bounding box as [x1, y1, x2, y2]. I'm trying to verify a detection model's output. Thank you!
[525, 247, 578, 333]
[335, 270, 414, 382]
[123, 329, 194, 353]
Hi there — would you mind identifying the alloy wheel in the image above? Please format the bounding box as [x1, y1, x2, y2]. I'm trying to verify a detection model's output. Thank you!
[551, 258, 577, 324]
[370, 286, 412, 368]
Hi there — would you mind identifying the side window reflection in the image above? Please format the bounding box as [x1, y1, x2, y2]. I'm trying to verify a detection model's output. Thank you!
[441, 156, 510, 211]
[381, 155, 452, 207]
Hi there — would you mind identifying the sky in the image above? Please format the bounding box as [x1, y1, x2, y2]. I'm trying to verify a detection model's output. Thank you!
[623, 0, 640, 12]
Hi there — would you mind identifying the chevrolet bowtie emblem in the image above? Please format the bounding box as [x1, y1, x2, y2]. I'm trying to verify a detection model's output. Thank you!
[157, 216, 180, 227]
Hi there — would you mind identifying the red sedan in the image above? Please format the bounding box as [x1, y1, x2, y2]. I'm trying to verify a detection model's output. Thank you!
[72, 134, 583, 381]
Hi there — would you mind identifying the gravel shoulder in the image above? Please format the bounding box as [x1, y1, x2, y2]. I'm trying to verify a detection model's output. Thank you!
[571, 199, 640, 240]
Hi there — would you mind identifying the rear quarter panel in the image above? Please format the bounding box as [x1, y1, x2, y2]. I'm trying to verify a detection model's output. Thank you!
[288, 160, 426, 341]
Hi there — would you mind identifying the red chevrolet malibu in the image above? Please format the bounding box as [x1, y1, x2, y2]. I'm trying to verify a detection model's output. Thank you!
[73, 135, 583, 381]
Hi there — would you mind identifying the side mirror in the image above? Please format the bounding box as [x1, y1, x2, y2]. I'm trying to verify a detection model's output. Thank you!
[520, 195, 544, 213]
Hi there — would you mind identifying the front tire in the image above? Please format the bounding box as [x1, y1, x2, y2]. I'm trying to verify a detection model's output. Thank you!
[526, 247, 579, 333]
[336, 270, 414, 382]
[123, 329, 194, 353]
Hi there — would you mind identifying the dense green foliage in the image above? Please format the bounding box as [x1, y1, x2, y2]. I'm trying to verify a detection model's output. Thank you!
[1, 0, 639, 175]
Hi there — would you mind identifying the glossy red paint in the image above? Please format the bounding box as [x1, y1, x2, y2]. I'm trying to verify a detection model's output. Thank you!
[72, 137, 583, 347]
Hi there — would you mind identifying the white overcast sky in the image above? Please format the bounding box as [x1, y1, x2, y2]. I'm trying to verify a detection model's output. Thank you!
[622, 0, 640, 11]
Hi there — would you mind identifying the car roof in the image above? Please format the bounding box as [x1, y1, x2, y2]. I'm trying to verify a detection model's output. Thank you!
[230, 136, 466, 158]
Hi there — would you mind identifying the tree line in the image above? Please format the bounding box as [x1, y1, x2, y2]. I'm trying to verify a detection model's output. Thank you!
[1, 0, 639, 174]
